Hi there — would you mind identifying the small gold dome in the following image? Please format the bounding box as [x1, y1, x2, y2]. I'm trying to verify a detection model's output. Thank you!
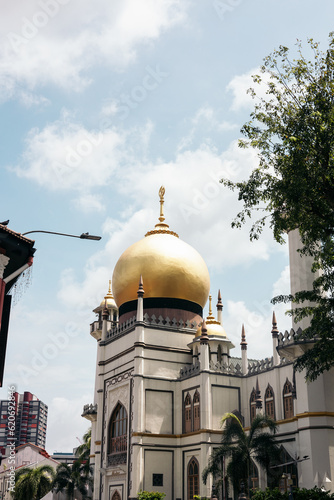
[112, 187, 210, 309]
[100, 280, 117, 310]
[196, 295, 227, 337]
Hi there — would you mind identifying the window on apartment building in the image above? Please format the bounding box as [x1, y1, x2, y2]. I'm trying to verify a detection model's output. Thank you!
[184, 393, 192, 433]
[265, 384, 275, 419]
[193, 391, 200, 431]
[187, 457, 199, 500]
[283, 380, 294, 419]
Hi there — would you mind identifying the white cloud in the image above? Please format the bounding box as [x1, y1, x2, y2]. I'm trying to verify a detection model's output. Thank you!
[224, 266, 292, 360]
[0, 0, 187, 99]
[226, 67, 272, 111]
[12, 115, 126, 192]
[177, 105, 237, 152]
[73, 193, 105, 213]
[47, 395, 92, 452]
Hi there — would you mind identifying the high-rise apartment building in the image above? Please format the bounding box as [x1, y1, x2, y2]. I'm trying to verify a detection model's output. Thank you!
[0, 392, 48, 454]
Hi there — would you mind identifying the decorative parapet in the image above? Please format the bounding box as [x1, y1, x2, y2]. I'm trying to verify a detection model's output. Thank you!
[106, 316, 137, 340]
[180, 361, 200, 379]
[106, 313, 198, 342]
[277, 327, 315, 361]
[142, 313, 198, 331]
[209, 360, 242, 375]
[82, 403, 97, 422]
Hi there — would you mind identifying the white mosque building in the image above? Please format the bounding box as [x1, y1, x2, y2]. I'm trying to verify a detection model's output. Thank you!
[83, 187, 334, 500]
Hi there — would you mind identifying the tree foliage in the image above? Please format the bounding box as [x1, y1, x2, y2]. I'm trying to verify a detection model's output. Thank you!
[251, 486, 334, 499]
[221, 33, 334, 380]
[53, 459, 93, 500]
[13, 464, 55, 500]
[202, 413, 281, 497]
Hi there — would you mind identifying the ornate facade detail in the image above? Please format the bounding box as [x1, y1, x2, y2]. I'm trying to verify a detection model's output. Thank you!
[0, 254, 10, 279]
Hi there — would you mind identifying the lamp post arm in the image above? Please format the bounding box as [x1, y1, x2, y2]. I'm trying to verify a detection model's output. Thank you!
[22, 230, 101, 240]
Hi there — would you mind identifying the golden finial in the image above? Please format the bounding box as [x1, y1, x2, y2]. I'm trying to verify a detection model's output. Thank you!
[206, 293, 216, 321]
[108, 279, 112, 294]
[145, 185, 179, 238]
[159, 186, 165, 223]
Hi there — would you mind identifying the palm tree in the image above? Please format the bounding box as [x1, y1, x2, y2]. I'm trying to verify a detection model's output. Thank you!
[203, 413, 281, 498]
[13, 464, 55, 500]
[75, 427, 91, 474]
[53, 460, 93, 500]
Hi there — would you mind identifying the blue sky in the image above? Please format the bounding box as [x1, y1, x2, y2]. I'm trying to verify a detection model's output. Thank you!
[1, 0, 333, 453]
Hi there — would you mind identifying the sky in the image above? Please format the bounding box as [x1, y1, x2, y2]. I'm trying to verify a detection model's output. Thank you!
[0, 0, 333, 454]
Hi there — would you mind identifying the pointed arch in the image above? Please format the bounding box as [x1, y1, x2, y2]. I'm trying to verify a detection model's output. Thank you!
[187, 456, 199, 500]
[193, 390, 200, 431]
[112, 490, 121, 500]
[250, 388, 256, 423]
[108, 402, 127, 462]
[265, 384, 275, 419]
[250, 459, 259, 492]
[184, 393, 192, 433]
[283, 379, 294, 419]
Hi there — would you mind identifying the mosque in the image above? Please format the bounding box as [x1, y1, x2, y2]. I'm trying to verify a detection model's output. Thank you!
[83, 187, 334, 500]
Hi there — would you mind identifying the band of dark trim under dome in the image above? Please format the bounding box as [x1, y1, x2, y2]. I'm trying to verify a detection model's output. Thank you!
[119, 297, 203, 317]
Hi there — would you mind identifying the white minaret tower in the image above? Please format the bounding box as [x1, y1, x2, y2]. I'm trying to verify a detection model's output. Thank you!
[288, 229, 321, 331]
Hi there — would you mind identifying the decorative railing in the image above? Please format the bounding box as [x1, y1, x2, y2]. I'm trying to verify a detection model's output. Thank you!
[108, 452, 127, 466]
[106, 316, 136, 340]
[110, 435, 127, 454]
[90, 320, 102, 334]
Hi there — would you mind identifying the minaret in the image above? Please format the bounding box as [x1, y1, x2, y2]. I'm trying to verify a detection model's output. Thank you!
[271, 311, 280, 366]
[200, 319, 212, 430]
[136, 275, 144, 322]
[288, 228, 321, 331]
[216, 289, 223, 325]
[255, 378, 263, 415]
[240, 324, 248, 375]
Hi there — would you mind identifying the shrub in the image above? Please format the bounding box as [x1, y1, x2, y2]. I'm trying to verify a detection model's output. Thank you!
[137, 491, 166, 500]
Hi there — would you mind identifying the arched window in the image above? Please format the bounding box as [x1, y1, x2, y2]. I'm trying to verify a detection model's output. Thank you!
[250, 459, 259, 492]
[108, 403, 127, 465]
[250, 388, 256, 423]
[193, 391, 200, 431]
[187, 457, 199, 500]
[184, 393, 192, 433]
[283, 380, 294, 419]
[217, 345, 222, 363]
[265, 384, 275, 419]
[112, 490, 121, 500]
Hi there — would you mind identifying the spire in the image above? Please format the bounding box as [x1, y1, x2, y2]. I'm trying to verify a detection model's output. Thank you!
[102, 299, 109, 319]
[271, 311, 279, 338]
[216, 289, 223, 325]
[136, 275, 144, 322]
[255, 378, 262, 409]
[137, 275, 145, 298]
[200, 319, 209, 345]
[240, 324, 247, 350]
[216, 289, 223, 310]
[145, 186, 179, 237]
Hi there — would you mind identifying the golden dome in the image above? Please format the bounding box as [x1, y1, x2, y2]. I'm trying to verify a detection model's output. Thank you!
[99, 280, 117, 310]
[112, 187, 210, 309]
[196, 295, 227, 338]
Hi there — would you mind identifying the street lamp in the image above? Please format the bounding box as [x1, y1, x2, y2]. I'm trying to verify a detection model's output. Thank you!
[22, 230, 102, 241]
